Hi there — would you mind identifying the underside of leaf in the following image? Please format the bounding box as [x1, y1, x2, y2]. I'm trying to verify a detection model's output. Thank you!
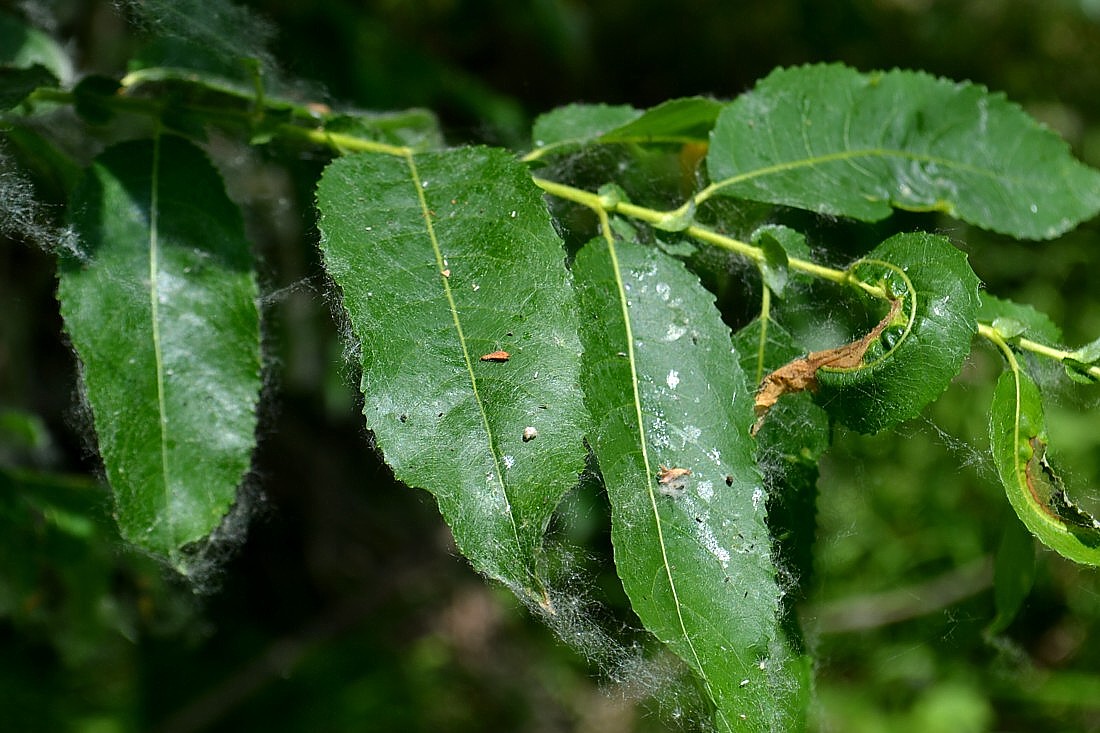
[57, 136, 262, 562]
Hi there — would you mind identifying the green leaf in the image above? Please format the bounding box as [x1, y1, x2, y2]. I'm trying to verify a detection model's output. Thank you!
[0, 64, 56, 110]
[121, 0, 280, 88]
[978, 293, 1062, 344]
[991, 317, 1026, 340]
[989, 369, 1100, 566]
[316, 147, 588, 601]
[732, 317, 828, 617]
[707, 64, 1100, 240]
[56, 136, 262, 565]
[574, 237, 808, 732]
[599, 96, 723, 144]
[815, 232, 980, 433]
[322, 108, 444, 150]
[530, 103, 641, 153]
[1068, 335, 1100, 367]
[529, 98, 722, 161]
[0, 11, 72, 83]
[987, 514, 1036, 635]
[750, 224, 809, 297]
[1064, 336, 1100, 384]
[118, 66, 320, 139]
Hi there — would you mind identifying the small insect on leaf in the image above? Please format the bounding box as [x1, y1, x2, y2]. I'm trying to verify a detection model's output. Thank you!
[657, 465, 692, 497]
[480, 350, 510, 362]
[658, 465, 692, 484]
[522, 426, 538, 442]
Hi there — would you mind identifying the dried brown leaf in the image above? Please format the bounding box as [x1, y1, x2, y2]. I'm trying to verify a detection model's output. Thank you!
[752, 299, 902, 435]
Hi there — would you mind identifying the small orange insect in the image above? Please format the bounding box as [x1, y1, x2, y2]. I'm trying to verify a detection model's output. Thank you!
[658, 465, 692, 484]
[480, 350, 510, 362]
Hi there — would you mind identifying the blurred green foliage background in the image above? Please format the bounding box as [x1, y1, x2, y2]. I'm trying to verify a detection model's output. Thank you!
[3, 0, 1100, 731]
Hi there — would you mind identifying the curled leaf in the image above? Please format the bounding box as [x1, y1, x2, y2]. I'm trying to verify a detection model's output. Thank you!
[752, 298, 901, 434]
[814, 232, 980, 434]
[990, 369, 1100, 565]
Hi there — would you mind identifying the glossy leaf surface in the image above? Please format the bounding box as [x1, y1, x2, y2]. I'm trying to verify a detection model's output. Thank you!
[574, 236, 807, 732]
[989, 369, 1100, 566]
[530, 103, 640, 155]
[815, 232, 980, 433]
[599, 96, 723, 143]
[57, 136, 261, 562]
[707, 64, 1100, 239]
[979, 293, 1063, 345]
[316, 147, 588, 599]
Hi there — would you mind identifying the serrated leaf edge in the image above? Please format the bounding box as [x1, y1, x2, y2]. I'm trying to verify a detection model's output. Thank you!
[593, 220, 729, 729]
[399, 151, 530, 575]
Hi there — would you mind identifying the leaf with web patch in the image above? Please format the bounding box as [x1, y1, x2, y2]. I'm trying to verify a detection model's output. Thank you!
[316, 147, 588, 602]
[706, 64, 1100, 240]
[530, 103, 641, 157]
[57, 136, 262, 566]
[989, 368, 1100, 566]
[574, 236, 809, 732]
[978, 293, 1062, 345]
[811, 232, 980, 434]
[733, 317, 828, 619]
[529, 97, 721, 160]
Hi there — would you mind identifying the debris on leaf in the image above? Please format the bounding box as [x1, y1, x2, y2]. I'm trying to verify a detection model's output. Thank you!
[752, 298, 902, 435]
[522, 426, 538, 442]
[658, 465, 692, 484]
[658, 465, 692, 497]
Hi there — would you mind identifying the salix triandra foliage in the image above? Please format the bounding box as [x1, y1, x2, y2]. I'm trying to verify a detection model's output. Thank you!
[4, 12, 1100, 728]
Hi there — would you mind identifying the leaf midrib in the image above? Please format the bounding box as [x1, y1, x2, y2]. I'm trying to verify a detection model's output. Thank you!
[701, 147, 1014, 205]
[147, 134, 175, 546]
[402, 151, 525, 566]
[601, 232, 725, 727]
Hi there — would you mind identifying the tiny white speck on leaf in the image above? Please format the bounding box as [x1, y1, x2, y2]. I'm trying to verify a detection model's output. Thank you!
[751, 487, 765, 509]
[666, 369, 680, 389]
